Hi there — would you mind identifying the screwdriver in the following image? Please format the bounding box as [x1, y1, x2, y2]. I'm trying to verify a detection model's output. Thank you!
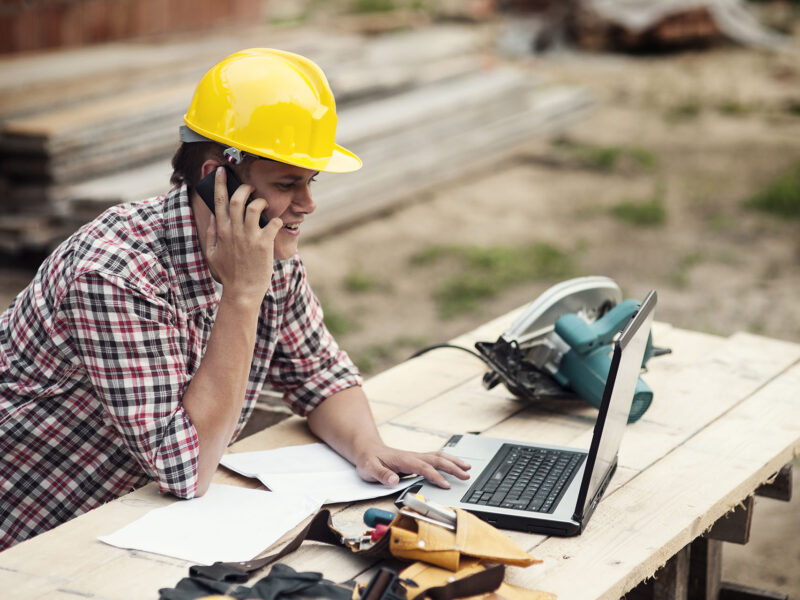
[363, 507, 396, 527]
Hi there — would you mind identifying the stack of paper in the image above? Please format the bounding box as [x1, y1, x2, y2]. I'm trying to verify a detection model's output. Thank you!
[99, 484, 321, 564]
[100, 443, 420, 565]
[220, 442, 422, 503]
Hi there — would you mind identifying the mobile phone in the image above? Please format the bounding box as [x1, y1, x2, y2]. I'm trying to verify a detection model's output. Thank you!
[194, 165, 269, 228]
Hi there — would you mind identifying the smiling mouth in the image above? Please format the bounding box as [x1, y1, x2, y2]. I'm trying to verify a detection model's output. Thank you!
[283, 223, 300, 231]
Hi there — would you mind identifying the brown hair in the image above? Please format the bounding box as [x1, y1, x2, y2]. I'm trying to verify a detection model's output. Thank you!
[170, 142, 253, 191]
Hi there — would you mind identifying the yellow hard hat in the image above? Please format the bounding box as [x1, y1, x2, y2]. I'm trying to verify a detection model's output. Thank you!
[183, 48, 361, 173]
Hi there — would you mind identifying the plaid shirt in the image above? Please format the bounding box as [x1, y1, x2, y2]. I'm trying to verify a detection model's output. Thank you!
[0, 185, 361, 550]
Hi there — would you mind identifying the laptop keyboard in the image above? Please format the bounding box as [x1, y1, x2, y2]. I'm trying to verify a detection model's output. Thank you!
[461, 444, 586, 514]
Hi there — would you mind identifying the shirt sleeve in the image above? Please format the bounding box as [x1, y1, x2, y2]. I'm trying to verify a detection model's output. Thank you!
[56, 271, 200, 498]
[268, 263, 362, 416]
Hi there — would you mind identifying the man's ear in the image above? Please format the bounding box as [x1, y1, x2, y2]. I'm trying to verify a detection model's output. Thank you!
[200, 159, 221, 179]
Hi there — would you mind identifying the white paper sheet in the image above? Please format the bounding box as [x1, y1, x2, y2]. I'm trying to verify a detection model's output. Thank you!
[98, 484, 321, 565]
[220, 442, 422, 504]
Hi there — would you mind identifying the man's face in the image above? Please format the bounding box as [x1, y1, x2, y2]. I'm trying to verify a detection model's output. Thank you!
[241, 159, 319, 261]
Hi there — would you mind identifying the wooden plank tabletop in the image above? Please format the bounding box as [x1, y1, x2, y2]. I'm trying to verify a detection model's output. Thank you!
[1, 309, 798, 600]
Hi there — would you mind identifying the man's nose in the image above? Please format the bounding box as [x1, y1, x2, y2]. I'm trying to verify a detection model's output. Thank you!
[293, 185, 316, 214]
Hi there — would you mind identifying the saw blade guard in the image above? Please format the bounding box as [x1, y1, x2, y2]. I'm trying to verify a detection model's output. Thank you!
[502, 276, 623, 349]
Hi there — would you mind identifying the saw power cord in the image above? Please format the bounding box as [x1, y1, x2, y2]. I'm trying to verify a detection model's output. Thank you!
[408, 343, 491, 365]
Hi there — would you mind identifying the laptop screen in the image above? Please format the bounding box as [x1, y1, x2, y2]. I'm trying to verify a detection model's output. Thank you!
[577, 291, 657, 519]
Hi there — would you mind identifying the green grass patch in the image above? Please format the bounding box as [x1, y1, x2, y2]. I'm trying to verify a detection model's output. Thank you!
[745, 163, 800, 219]
[344, 268, 380, 293]
[353, 336, 429, 375]
[627, 147, 658, 171]
[573, 145, 621, 171]
[351, 0, 397, 12]
[411, 242, 578, 318]
[553, 138, 656, 172]
[717, 100, 750, 116]
[269, 15, 307, 26]
[786, 99, 800, 116]
[352, 344, 395, 374]
[320, 299, 358, 336]
[408, 244, 449, 266]
[748, 319, 767, 335]
[671, 251, 704, 288]
[610, 188, 668, 227]
[665, 98, 702, 122]
[706, 213, 732, 232]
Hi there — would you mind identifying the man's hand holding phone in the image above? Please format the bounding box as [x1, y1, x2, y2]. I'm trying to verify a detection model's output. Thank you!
[183, 166, 283, 494]
[204, 166, 282, 306]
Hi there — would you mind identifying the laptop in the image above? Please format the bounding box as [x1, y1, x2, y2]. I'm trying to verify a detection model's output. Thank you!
[399, 290, 657, 536]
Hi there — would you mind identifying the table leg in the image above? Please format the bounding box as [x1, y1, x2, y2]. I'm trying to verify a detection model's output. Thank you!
[625, 545, 691, 600]
[686, 462, 794, 600]
[707, 496, 754, 545]
[688, 536, 722, 600]
[754, 465, 792, 502]
[625, 464, 792, 600]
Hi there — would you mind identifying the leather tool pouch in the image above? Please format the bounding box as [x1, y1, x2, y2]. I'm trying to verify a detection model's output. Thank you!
[399, 560, 555, 600]
[384, 508, 539, 571]
[185, 508, 543, 599]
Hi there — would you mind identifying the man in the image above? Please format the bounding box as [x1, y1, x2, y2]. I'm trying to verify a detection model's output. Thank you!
[0, 48, 470, 550]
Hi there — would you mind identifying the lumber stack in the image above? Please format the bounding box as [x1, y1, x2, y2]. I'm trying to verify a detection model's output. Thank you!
[63, 70, 594, 241]
[0, 22, 594, 256]
[568, 0, 788, 52]
[307, 73, 594, 239]
[0, 24, 488, 208]
[0, 24, 483, 185]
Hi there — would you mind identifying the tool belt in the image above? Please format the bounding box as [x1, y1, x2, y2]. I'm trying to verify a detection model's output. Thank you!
[380, 506, 538, 570]
[161, 508, 553, 600]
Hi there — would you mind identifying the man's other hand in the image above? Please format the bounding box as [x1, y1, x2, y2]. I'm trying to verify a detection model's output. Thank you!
[355, 444, 471, 489]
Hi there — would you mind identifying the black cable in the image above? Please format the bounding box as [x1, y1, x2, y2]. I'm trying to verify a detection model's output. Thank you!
[407, 343, 490, 366]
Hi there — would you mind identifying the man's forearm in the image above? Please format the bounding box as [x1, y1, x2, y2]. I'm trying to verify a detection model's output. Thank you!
[307, 386, 472, 488]
[306, 386, 383, 466]
[182, 294, 260, 494]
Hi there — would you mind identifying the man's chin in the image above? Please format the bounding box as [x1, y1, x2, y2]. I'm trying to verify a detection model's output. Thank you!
[274, 243, 298, 261]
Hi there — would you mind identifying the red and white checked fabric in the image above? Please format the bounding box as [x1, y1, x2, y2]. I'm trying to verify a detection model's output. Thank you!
[0, 185, 361, 550]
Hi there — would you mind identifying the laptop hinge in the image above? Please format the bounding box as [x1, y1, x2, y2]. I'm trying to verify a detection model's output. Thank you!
[573, 460, 617, 524]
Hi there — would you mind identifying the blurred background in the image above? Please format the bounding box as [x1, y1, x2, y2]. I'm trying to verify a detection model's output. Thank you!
[0, 0, 798, 595]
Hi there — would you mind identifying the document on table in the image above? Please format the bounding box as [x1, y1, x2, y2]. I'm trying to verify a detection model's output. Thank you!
[98, 484, 320, 565]
[220, 442, 422, 504]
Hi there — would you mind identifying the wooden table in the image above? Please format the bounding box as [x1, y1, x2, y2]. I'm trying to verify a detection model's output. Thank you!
[1, 308, 798, 600]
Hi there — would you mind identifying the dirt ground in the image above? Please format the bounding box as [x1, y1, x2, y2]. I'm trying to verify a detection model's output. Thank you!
[1, 14, 799, 597]
[301, 39, 800, 374]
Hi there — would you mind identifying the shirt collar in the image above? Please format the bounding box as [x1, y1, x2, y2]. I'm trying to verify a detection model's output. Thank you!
[162, 184, 220, 312]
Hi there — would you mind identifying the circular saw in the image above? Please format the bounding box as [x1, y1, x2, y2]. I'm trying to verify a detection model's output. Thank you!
[475, 276, 667, 423]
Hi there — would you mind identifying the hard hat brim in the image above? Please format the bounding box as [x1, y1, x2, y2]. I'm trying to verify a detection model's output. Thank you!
[184, 117, 361, 173]
[258, 142, 362, 173]
[256, 142, 362, 173]
[320, 144, 363, 173]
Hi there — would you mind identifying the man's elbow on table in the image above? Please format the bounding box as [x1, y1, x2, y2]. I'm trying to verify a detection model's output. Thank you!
[148, 437, 205, 500]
